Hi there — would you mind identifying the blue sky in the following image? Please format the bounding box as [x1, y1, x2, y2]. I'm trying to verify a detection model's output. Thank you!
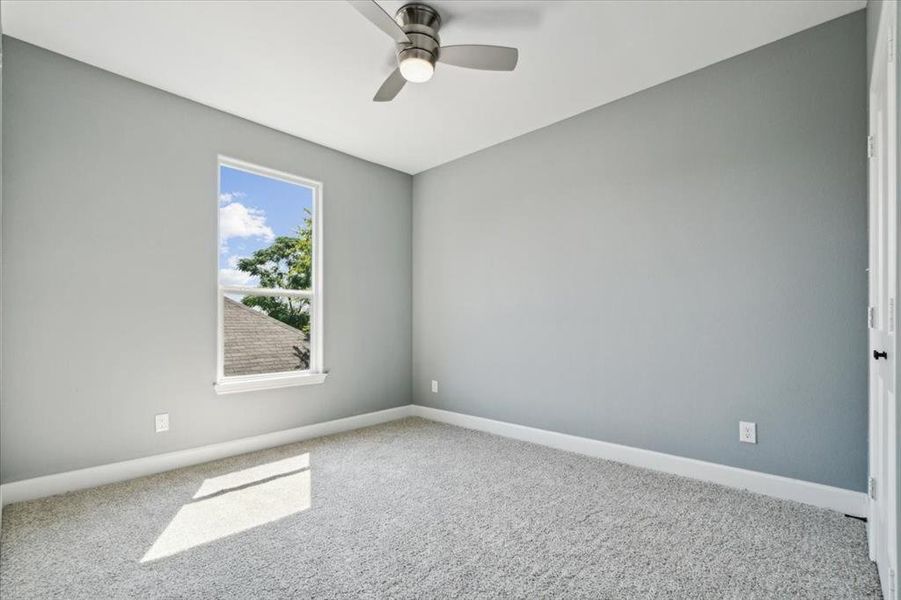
[218, 164, 313, 287]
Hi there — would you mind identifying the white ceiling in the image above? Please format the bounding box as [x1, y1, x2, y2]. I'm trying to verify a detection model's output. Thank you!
[2, 0, 865, 174]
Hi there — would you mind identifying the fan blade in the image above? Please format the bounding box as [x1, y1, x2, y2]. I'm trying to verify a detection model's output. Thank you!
[373, 68, 406, 102]
[347, 0, 410, 45]
[439, 45, 518, 71]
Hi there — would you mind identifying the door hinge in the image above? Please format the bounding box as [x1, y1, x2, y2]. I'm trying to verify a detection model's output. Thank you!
[868, 135, 876, 158]
[869, 305, 877, 328]
[869, 477, 877, 499]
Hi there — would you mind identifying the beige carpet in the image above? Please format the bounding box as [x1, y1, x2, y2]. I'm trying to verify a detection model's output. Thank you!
[0, 418, 882, 598]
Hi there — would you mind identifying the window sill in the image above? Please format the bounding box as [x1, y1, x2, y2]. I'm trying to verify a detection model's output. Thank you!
[214, 371, 328, 395]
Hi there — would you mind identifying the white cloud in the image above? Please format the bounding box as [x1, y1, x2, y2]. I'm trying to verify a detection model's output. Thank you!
[227, 255, 243, 268]
[219, 191, 247, 206]
[218, 268, 259, 287]
[219, 202, 274, 243]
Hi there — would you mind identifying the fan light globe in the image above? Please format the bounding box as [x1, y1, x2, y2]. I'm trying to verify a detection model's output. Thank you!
[399, 56, 434, 83]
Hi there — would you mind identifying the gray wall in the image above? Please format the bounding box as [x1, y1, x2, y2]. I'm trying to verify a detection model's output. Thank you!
[0, 38, 413, 483]
[412, 12, 867, 491]
[0, 12, 870, 493]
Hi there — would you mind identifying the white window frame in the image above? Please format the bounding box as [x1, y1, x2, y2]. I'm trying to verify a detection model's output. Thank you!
[214, 156, 326, 394]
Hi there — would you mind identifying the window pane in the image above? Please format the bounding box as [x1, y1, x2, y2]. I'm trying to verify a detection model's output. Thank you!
[223, 294, 311, 377]
[219, 164, 314, 291]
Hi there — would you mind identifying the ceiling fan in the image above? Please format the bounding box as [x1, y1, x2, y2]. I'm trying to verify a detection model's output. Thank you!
[347, 1, 519, 102]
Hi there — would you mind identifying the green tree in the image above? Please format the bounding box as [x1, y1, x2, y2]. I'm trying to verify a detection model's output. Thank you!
[236, 209, 313, 334]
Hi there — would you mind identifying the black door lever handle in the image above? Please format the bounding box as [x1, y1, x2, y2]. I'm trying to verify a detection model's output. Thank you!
[873, 350, 888, 360]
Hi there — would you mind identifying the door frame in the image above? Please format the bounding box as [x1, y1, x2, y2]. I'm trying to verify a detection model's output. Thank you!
[867, 2, 898, 597]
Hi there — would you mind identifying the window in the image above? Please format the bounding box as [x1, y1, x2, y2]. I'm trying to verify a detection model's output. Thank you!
[215, 157, 325, 394]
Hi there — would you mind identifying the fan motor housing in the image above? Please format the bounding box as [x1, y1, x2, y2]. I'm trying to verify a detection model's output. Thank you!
[395, 3, 441, 66]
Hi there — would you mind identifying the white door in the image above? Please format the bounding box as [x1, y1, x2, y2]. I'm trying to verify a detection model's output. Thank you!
[868, 11, 898, 599]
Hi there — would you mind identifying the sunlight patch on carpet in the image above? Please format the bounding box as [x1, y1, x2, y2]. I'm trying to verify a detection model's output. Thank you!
[142, 455, 311, 562]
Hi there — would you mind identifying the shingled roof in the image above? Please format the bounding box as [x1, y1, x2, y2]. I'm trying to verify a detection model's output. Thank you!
[223, 297, 310, 377]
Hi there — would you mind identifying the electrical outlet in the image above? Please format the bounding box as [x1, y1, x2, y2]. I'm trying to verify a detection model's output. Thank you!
[431, 380, 438, 393]
[739, 421, 756, 444]
[155, 413, 170, 433]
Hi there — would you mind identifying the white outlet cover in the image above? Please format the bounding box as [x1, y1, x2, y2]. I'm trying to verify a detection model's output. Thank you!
[431, 380, 438, 393]
[155, 413, 170, 433]
[739, 421, 756, 444]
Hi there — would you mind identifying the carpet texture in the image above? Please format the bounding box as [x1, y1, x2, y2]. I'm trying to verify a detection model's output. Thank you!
[0, 418, 882, 599]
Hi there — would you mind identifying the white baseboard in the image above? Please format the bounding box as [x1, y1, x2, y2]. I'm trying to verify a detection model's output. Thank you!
[411, 405, 869, 518]
[0, 403, 868, 519]
[0, 405, 413, 506]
